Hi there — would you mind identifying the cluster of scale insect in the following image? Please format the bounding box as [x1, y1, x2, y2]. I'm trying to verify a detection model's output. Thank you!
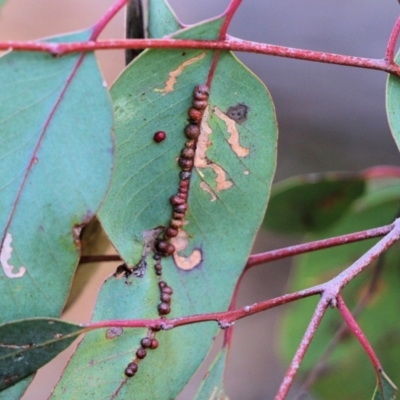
[124, 84, 209, 379]
[154, 84, 210, 258]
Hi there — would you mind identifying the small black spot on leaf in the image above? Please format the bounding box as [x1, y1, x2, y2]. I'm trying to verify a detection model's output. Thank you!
[226, 103, 249, 123]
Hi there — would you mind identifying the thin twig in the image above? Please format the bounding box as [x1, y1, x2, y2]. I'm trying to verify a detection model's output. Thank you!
[90, 0, 128, 41]
[246, 224, 392, 268]
[275, 296, 330, 400]
[296, 255, 385, 399]
[385, 14, 400, 64]
[2, 38, 400, 77]
[336, 295, 382, 374]
[79, 223, 393, 265]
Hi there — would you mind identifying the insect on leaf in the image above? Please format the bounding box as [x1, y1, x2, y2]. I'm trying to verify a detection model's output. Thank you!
[53, 15, 277, 400]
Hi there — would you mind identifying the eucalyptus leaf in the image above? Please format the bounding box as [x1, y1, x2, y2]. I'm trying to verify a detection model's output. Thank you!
[0, 29, 114, 322]
[372, 369, 397, 400]
[54, 16, 277, 400]
[148, 0, 180, 38]
[0, 318, 83, 391]
[264, 172, 366, 234]
[194, 348, 228, 400]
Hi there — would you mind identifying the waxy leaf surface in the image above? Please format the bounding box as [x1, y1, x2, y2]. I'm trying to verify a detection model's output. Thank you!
[280, 181, 400, 399]
[0, 30, 114, 323]
[194, 348, 228, 400]
[386, 50, 400, 153]
[373, 369, 397, 400]
[148, 0, 180, 38]
[264, 173, 365, 234]
[0, 29, 113, 399]
[0, 318, 82, 391]
[54, 17, 277, 400]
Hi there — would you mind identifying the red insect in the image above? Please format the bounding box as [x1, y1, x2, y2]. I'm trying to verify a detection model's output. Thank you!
[153, 131, 166, 143]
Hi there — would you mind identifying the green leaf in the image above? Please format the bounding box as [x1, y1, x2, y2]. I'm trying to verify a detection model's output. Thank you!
[386, 51, 400, 153]
[54, 17, 277, 400]
[0, 318, 83, 391]
[280, 181, 400, 399]
[194, 348, 228, 400]
[264, 173, 366, 234]
[373, 369, 398, 400]
[0, 30, 114, 322]
[148, 0, 180, 38]
[0, 376, 32, 400]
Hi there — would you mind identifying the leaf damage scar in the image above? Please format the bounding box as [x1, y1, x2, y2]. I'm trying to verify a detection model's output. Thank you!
[170, 228, 202, 270]
[213, 106, 250, 157]
[0, 233, 26, 278]
[195, 106, 232, 198]
[155, 52, 206, 94]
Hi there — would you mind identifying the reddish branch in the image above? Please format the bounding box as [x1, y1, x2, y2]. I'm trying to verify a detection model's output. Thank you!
[386, 15, 400, 64]
[79, 223, 393, 265]
[1, 38, 400, 77]
[336, 295, 382, 375]
[245, 223, 393, 268]
[82, 219, 400, 399]
[275, 296, 330, 400]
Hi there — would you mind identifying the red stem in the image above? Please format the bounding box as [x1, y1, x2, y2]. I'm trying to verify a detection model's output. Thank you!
[90, 0, 128, 41]
[86, 286, 320, 332]
[362, 165, 400, 180]
[3, 38, 400, 77]
[206, 0, 243, 88]
[336, 294, 382, 376]
[218, 0, 242, 40]
[79, 223, 393, 265]
[386, 14, 400, 64]
[246, 224, 393, 269]
[275, 296, 330, 400]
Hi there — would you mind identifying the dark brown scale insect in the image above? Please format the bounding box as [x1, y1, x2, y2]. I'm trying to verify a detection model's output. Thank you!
[159, 281, 167, 288]
[188, 107, 202, 123]
[179, 180, 189, 188]
[155, 265, 162, 274]
[136, 348, 147, 359]
[150, 338, 159, 349]
[162, 243, 175, 256]
[125, 362, 138, 377]
[153, 131, 166, 143]
[192, 99, 208, 110]
[170, 219, 183, 229]
[158, 302, 171, 315]
[185, 140, 195, 148]
[174, 204, 188, 213]
[178, 157, 194, 171]
[155, 240, 168, 253]
[181, 148, 195, 159]
[162, 286, 173, 295]
[170, 195, 185, 206]
[193, 84, 210, 100]
[141, 337, 152, 348]
[160, 293, 171, 304]
[166, 227, 178, 237]
[184, 124, 200, 140]
[177, 192, 187, 198]
[179, 171, 191, 180]
[153, 253, 161, 260]
[173, 212, 185, 220]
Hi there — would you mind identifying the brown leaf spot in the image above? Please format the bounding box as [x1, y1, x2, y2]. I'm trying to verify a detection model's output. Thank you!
[155, 52, 206, 94]
[225, 103, 248, 123]
[171, 229, 202, 270]
[214, 106, 250, 158]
